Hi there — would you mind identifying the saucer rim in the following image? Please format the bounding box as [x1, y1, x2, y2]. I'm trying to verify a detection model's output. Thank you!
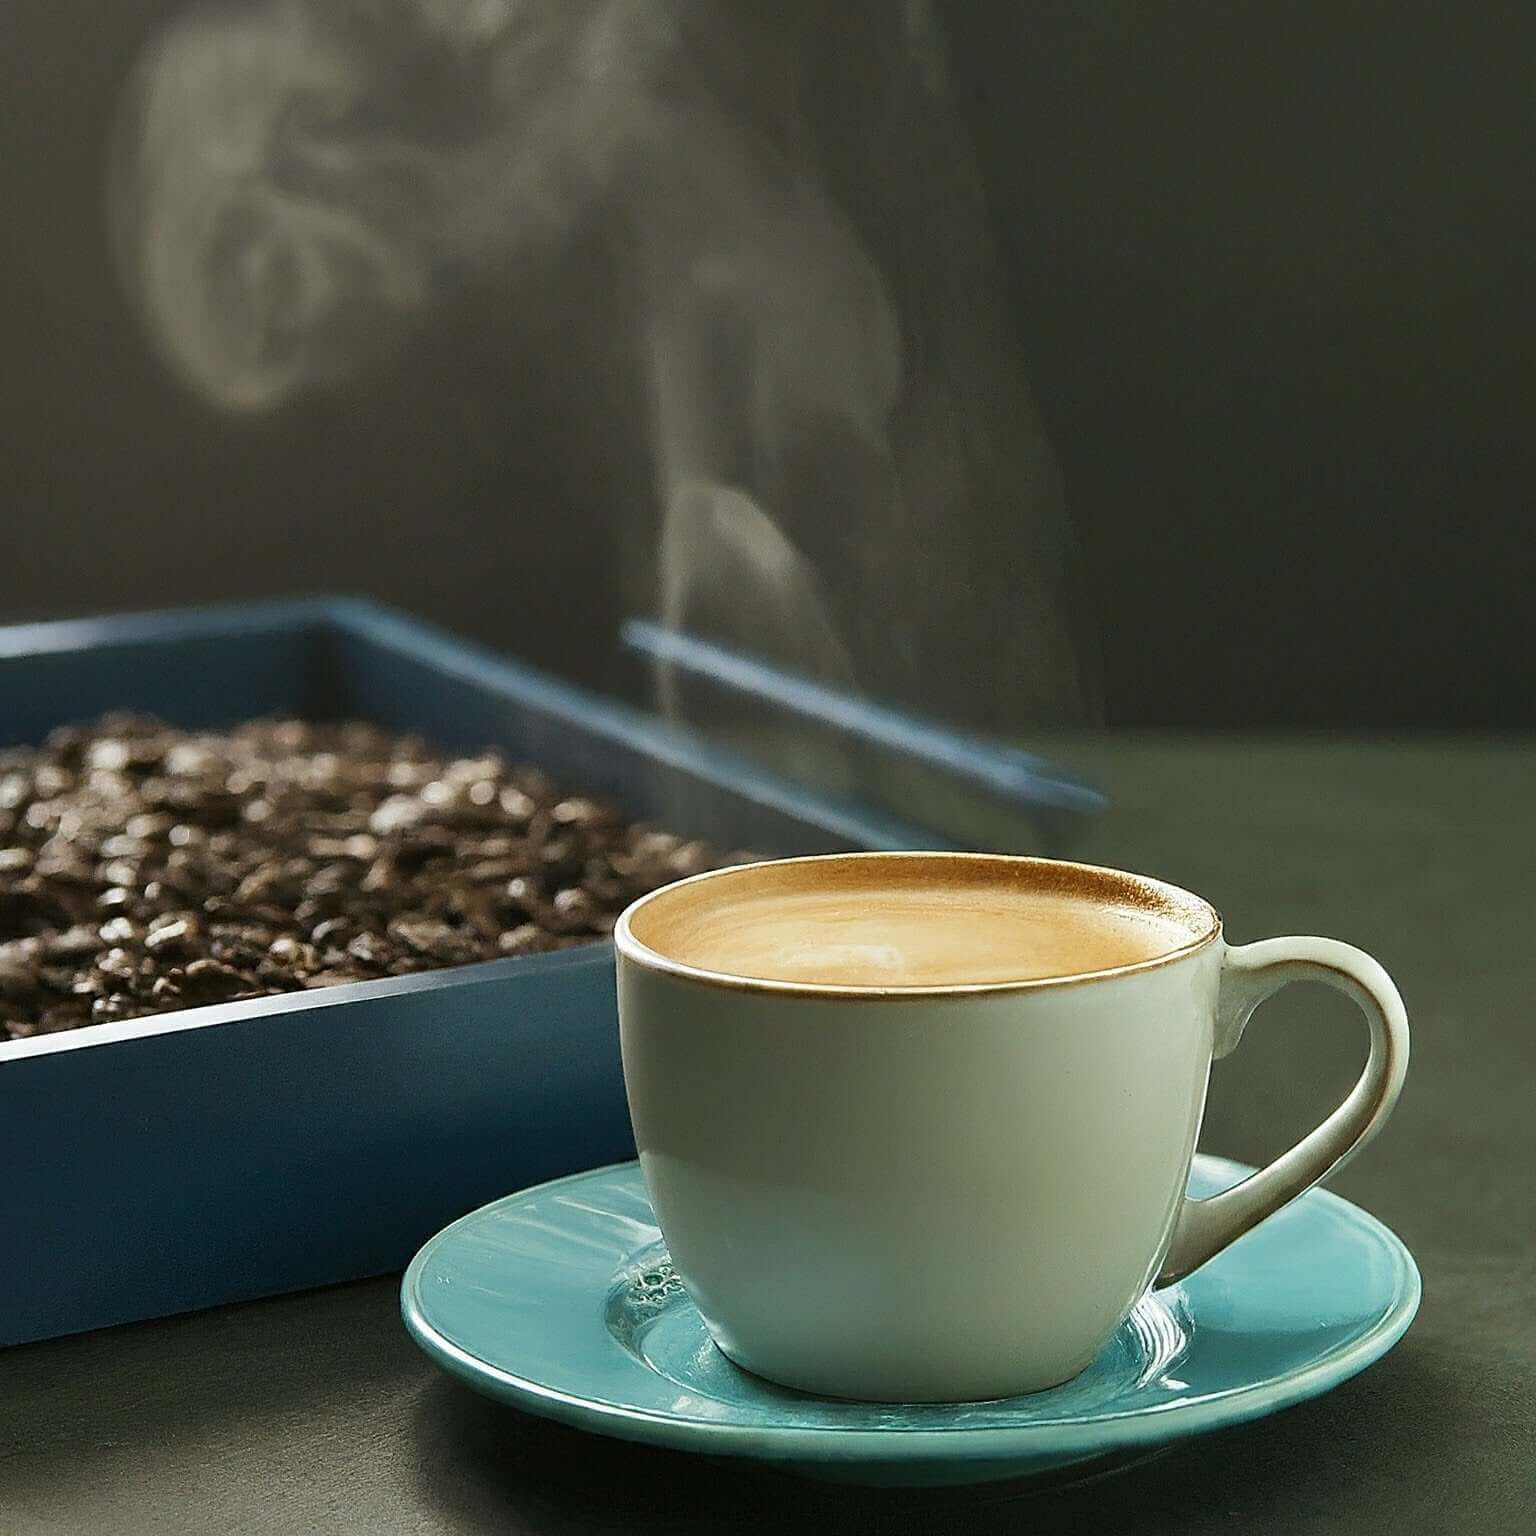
[401, 1154, 1421, 1466]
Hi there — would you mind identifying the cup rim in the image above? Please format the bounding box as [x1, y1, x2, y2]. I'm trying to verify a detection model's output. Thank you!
[613, 851, 1223, 999]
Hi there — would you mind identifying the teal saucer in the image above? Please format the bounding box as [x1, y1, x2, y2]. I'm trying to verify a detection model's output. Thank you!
[401, 1156, 1419, 1489]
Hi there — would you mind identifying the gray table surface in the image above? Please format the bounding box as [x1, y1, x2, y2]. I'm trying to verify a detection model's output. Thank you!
[3, 735, 1532, 1534]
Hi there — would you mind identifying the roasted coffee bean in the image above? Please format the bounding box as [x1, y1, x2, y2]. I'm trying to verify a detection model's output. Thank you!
[288, 894, 340, 929]
[126, 812, 175, 840]
[346, 932, 394, 969]
[462, 858, 521, 883]
[385, 761, 432, 790]
[0, 713, 733, 1035]
[369, 795, 428, 836]
[233, 866, 294, 905]
[387, 955, 435, 975]
[209, 939, 267, 970]
[92, 994, 143, 1023]
[99, 834, 150, 861]
[0, 937, 44, 967]
[98, 916, 142, 946]
[668, 840, 716, 877]
[307, 835, 369, 862]
[99, 858, 141, 889]
[204, 899, 293, 929]
[388, 916, 457, 957]
[297, 867, 348, 904]
[309, 916, 357, 948]
[96, 948, 141, 983]
[552, 797, 619, 829]
[303, 968, 369, 989]
[360, 855, 401, 894]
[144, 916, 202, 959]
[550, 888, 601, 933]
[631, 829, 682, 857]
[497, 924, 558, 956]
[87, 733, 164, 773]
[30, 844, 96, 878]
[213, 922, 278, 951]
[497, 786, 537, 823]
[254, 963, 307, 991]
[268, 936, 319, 972]
[176, 959, 253, 1002]
[417, 780, 455, 810]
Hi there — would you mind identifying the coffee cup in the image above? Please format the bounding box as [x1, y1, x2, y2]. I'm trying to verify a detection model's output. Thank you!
[615, 852, 1408, 1402]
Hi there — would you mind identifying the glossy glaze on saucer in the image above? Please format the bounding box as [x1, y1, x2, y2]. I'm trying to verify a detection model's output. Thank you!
[401, 1156, 1419, 1488]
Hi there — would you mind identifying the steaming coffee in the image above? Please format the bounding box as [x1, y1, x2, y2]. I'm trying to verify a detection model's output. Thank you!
[617, 852, 1409, 1401]
[638, 862, 1199, 988]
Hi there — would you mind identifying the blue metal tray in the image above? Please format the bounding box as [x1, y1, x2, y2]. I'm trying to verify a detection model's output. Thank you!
[0, 598, 949, 1346]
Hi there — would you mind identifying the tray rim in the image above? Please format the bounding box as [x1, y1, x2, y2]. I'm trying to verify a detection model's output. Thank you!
[0, 595, 944, 1064]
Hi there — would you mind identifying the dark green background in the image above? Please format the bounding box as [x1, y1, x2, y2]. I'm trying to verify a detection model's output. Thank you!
[2, 1, 1532, 727]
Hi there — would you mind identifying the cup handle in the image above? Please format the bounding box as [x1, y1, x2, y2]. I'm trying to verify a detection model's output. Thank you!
[1158, 937, 1410, 1285]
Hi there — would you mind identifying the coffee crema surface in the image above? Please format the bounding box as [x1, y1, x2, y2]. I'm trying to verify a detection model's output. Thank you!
[624, 855, 1216, 989]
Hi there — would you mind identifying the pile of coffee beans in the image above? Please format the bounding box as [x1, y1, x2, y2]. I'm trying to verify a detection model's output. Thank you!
[0, 714, 747, 1040]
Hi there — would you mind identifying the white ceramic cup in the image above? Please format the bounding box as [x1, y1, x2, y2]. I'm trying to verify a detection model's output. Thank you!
[615, 852, 1408, 1403]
